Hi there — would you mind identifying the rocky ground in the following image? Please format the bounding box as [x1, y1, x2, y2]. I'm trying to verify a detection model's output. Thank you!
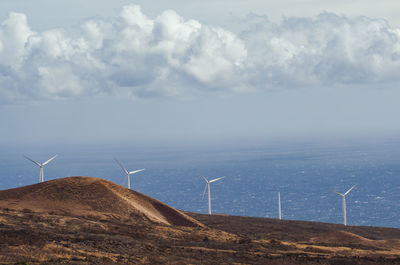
[1, 177, 400, 264]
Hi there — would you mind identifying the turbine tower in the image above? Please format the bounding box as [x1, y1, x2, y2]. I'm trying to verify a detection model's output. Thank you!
[201, 175, 224, 215]
[115, 159, 145, 189]
[24, 155, 57, 183]
[278, 192, 282, 220]
[335, 185, 355, 226]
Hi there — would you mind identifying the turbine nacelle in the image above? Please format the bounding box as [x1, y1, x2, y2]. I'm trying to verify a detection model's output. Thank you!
[24, 155, 57, 183]
[201, 175, 225, 184]
[115, 159, 145, 190]
[201, 176, 225, 198]
[335, 185, 356, 197]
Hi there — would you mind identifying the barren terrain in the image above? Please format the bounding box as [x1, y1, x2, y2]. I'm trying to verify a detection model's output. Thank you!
[1, 176, 400, 264]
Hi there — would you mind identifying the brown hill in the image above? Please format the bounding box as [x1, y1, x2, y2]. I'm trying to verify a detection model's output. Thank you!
[311, 230, 400, 250]
[310, 230, 373, 245]
[309, 230, 384, 250]
[2, 178, 400, 264]
[0, 176, 203, 227]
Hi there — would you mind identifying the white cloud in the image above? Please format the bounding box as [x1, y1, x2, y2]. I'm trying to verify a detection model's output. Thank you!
[240, 13, 400, 87]
[0, 6, 400, 104]
[0, 12, 33, 69]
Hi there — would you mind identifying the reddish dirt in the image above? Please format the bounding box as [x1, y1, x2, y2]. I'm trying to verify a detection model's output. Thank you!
[0, 176, 203, 227]
[1, 177, 400, 264]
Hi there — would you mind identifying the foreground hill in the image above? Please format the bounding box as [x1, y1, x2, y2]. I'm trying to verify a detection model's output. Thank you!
[0, 176, 202, 227]
[1, 177, 400, 264]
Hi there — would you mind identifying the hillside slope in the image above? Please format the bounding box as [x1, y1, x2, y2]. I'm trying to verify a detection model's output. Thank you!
[0, 176, 202, 227]
[1, 177, 400, 264]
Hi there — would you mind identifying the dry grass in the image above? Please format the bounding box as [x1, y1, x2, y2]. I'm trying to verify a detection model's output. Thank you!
[1, 177, 400, 264]
[0, 176, 202, 227]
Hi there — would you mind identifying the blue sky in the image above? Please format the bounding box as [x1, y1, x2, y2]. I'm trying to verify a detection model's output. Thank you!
[1, 1, 400, 145]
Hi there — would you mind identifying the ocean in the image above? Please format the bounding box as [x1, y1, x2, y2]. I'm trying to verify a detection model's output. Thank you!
[1, 137, 400, 228]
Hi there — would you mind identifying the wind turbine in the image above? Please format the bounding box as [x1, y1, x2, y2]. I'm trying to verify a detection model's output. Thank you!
[115, 159, 145, 189]
[24, 155, 57, 183]
[335, 185, 356, 226]
[201, 175, 224, 215]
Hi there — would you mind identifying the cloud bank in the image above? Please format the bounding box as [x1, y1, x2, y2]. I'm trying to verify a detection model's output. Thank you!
[1, 5, 400, 103]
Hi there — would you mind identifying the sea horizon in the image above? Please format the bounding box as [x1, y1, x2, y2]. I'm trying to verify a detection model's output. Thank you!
[1, 135, 400, 228]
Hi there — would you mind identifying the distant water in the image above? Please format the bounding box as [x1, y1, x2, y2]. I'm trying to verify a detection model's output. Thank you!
[1, 138, 400, 228]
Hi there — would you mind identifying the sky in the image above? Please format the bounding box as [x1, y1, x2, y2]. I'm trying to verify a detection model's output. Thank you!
[1, 1, 400, 146]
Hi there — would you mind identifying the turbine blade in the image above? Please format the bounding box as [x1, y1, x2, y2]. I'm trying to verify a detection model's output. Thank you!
[335, 191, 344, 197]
[129, 168, 145, 174]
[115, 159, 129, 175]
[24, 156, 41, 167]
[209, 176, 225, 183]
[42, 154, 57, 165]
[202, 183, 207, 199]
[121, 173, 128, 186]
[344, 185, 356, 196]
[201, 175, 209, 183]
